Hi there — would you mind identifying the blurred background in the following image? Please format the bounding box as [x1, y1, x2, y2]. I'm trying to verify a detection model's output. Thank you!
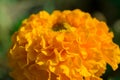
[0, 0, 120, 80]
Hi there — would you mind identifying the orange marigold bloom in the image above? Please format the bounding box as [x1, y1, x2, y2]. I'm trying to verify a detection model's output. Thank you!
[8, 9, 120, 80]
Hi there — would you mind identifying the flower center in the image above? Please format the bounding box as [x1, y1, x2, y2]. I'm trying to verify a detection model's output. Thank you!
[52, 23, 67, 31]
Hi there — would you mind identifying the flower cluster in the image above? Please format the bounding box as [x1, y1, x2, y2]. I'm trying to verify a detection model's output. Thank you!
[8, 9, 120, 80]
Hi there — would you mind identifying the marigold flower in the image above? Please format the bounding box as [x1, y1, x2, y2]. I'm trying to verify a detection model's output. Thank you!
[8, 9, 120, 80]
